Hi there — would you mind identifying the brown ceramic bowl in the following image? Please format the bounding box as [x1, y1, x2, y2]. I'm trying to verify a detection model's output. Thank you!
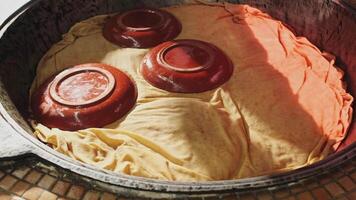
[31, 63, 137, 131]
[141, 39, 234, 93]
[103, 8, 182, 48]
[0, 0, 355, 198]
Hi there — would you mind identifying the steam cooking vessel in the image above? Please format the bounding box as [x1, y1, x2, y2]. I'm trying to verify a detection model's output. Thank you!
[0, 0, 355, 198]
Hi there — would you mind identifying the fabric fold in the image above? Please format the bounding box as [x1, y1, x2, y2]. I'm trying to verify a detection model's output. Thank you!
[31, 3, 353, 181]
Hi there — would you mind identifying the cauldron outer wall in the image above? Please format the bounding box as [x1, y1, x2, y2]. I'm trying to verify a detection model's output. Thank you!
[0, 0, 355, 132]
[0, 0, 355, 197]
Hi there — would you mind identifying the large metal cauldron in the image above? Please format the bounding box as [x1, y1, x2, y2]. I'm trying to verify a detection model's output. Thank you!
[0, 0, 355, 198]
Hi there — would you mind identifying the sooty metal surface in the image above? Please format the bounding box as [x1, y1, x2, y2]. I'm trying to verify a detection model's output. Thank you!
[0, 0, 355, 198]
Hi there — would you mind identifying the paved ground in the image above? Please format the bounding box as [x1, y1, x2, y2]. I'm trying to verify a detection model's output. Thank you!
[0, 1, 355, 199]
[0, 157, 355, 200]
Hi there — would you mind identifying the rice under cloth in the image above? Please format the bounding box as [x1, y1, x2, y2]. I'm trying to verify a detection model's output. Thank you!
[30, 3, 353, 181]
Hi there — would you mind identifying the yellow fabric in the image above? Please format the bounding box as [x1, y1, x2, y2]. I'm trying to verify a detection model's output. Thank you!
[31, 3, 353, 181]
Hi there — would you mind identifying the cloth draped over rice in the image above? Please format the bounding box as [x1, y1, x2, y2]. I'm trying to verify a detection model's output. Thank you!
[31, 3, 353, 181]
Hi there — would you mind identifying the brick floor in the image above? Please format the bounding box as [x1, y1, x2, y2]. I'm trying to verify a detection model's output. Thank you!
[284, 196, 297, 200]
[290, 184, 304, 194]
[12, 167, 31, 179]
[0, 175, 18, 190]
[38, 190, 58, 200]
[22, 187, 45, 200]
[10, 181, 30, 196]
[296, 192, 314, 200]
[24, 170, 43, 184]
[318, 175, 333, 185]
[346, 190, 356, 200]
[311, 188, 332, 200]
[37, 175, 56, 190]
[338, 176, 355, 191]
[83, 190, 101, 200]
[325, 182, 345, 197]
[350, 171, 356, 181]
[101, 192, 116, 200]
[0, 190, 12, 200]
[51, 180, 71, 196]
[0, 157, 354, 200]
[66, 185, 85, 200]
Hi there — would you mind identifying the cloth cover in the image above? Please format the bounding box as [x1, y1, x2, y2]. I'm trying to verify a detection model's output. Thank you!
[31, 3, 353, 181]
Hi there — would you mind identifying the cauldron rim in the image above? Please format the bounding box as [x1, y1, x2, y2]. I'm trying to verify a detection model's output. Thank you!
[0, 0, 355, 196]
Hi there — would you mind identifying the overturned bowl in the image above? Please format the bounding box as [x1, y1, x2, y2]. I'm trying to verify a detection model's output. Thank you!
[103, 8, 182, 48]
[31, 63, 137, 131]
[141, 39, 233, 93]
[0, 0, 355, 199]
